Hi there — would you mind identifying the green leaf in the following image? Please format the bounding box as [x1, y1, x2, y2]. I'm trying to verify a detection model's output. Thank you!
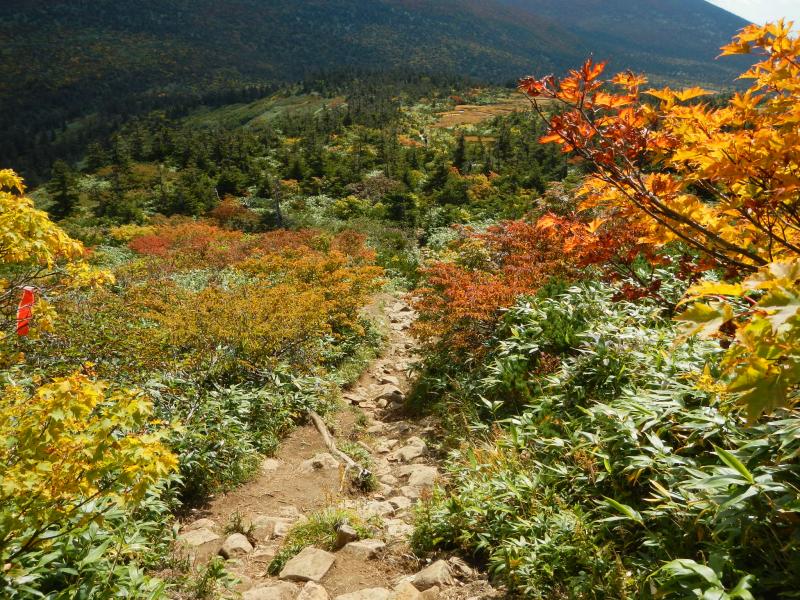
[714, 445, 754, 485]
[601, 497, 644, 524]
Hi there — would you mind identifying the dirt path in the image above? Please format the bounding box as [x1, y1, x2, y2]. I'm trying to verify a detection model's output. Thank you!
[176, 294, 500, 600]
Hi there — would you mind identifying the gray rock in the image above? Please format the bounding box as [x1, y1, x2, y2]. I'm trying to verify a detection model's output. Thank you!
[300, 453, 340, 473]
[251, 516, 294, 541]
[420, 587, 439, 600]
[176, 528, 222, 563]
[380, 474, 399, 486]
[279, 506, 304, 521]
[342, 539, 387, 559]
[379, 375, 400, 387]
[334, 589, 392, 600]
[279, 547, 336, 582]
[334, 524, 359, 550]
[390, 444, 425, 463]
[220, 533, 253, 559]
[406, 465, 438, 489]
[243, 582, 299, 600]
[376, 385, 405, 403]
[411, 561, 454, 590]
[251, 545, 279, 564]
[399, 486, 420, 500]
[448, 557, 474, 578]
[384, 519, 414, 539]
[298, 582, 330, 600]
[366, 423, 385, 434]
[388, 496, 413, 511]
[390, 582, 422, 600]
[184, 518, 218, 532]
[363, 500, 395, 518]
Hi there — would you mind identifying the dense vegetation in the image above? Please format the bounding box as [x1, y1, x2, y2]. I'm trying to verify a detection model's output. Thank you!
[1, 0, 749, 183]
[1, 15, 798, 600]
[412, 22, 800, 599]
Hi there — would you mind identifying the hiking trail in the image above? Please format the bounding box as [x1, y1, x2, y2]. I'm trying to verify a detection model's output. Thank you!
[175, 294, 501, 600]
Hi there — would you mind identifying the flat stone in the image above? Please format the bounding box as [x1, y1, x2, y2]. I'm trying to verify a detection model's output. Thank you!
[334, 524, 359, 550]
[279, 547, 336, 582]
[390, 581, 422, 600]
[390, 444, 425, 463]
[379, 375, 400, 386]
[298, 582, 330, 600]
[411, 561, 454, 590]
[363, 500, 395, 518]
[342, 539, 386, 559]
[261, 458, 283, 473]
[448, 557, 473, 578]
[251, 516, 294, 541]
[252, 545, 279, 563]
[406, 466, 438, 489]
[335, 589, 392, 600]
[420, 587, 439, 600]
[376, 439, 399, 454]
[343, 392, 362, 404]
[243, 582, 299, 600]
[389, 423, 412, 435]
[366, 423, 385, 434]
[385, 519, 414, 539]
[399, 486, 420, 500]
[388, 496, 413, 511]
[380, 474, 398, 486]
[176, 528, 223, 563]
[279, 506, 304, 521]
[184, 518, 218, 532]
[376, 385, 405, 403]
[221, 533, 253, 559]
[300, 453, 340, 473]
[179, 528, 220, 546]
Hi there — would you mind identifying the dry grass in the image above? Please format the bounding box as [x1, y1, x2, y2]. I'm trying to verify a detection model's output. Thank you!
[434, 92, 542, 128]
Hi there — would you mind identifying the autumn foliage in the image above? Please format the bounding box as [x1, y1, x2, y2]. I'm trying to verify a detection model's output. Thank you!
[414, 219, 577, 353]
[520, 21, 800, 419]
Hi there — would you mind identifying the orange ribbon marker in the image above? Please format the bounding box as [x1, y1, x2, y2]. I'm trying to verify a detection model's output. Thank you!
[16, 287, 36, 336]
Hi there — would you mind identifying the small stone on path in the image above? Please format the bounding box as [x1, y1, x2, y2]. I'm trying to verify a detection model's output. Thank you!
[298, 581, 330, 600]
[342, 539, 387, 559]
[334, 524, 359, 549]
[335, 589, 392, 600]
[220, 533, 253, 559]
[390, 581, 422, 600]
[243, 582, 299, 600]
[411, 561, 454, 590]
[279, 547, 336, 582]
[184, 518, 218, 532]
[300, 453, 340, 473]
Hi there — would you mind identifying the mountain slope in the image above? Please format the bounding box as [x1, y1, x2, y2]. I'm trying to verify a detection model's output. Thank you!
[501, 0, 751, 79]
[2, 0, 748, 108]
[1, 1, 750, 179]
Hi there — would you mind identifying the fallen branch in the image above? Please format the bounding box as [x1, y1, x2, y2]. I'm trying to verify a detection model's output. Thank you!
[307, 410, 372, 490]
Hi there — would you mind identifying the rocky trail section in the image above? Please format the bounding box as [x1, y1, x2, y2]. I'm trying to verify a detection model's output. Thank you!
[175, 295, 501, 600]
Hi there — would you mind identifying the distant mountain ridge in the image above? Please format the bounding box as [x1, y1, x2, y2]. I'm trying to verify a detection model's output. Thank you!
[1, 0, 750, 177]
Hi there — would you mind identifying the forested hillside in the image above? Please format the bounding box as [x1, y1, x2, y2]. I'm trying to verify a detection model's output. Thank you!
[1, 0, 750, 182]
[1, 8, 799, 600]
